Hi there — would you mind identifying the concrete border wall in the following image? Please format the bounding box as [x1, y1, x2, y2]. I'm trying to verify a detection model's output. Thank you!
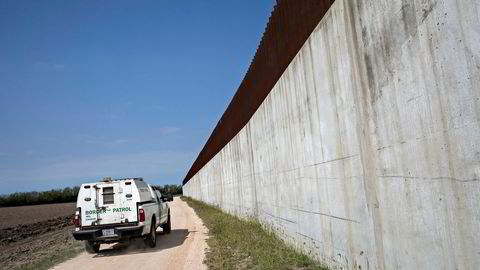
[184, 0, 480, 269]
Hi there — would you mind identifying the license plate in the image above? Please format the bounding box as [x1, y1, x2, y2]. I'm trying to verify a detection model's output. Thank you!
[102, 229, 115, 236]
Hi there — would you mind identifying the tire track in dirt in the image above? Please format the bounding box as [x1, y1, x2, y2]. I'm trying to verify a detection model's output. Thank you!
[52, 197, 209, 270]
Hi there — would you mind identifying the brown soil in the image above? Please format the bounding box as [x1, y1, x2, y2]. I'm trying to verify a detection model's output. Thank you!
[0, 215, 73, 246]
[0, 203, 76, 229]
[0, 204, 81, 270]
[0, 224, 82, 270]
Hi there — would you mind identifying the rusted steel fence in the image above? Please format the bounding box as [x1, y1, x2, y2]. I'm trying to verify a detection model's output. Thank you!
[183, 0, 335, 185]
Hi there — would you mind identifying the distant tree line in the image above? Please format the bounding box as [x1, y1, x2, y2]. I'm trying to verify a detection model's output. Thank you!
[0, 184, 183, 207]
[0, 187, 80, 207]
[153, 184, 183, 195]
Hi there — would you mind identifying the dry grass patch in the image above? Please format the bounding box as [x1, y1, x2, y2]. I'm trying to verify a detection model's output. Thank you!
[182, 196, 328, 270]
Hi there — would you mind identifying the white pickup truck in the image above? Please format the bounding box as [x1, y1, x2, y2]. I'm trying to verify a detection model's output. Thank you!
[72, 177, 171, 253]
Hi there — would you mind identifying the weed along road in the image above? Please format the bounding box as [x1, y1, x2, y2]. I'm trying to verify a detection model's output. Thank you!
[52, 197, 208, 270]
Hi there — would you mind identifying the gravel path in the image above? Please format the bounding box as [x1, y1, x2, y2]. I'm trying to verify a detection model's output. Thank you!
[51, 197, 209, 270]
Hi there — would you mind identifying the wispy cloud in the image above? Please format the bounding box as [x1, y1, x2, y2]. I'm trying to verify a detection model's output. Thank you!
[103, 102, 134, 120]
[110, 139, 129, 145]
[0, 150, 195, 194]
[78, 134, 105, 144]
[33, 61, 66, 71]
[76, 134, 129, 146]
[3, 151, 193, 181]
[26, 150, 37, 156]
[158, 127, 181, 135]
[153, 105, 167, 111]
[52, 64, 65, 71]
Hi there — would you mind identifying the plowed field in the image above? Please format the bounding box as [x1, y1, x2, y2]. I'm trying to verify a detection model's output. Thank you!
[0, 202, 75, 229]
[0, 202, 79, 269]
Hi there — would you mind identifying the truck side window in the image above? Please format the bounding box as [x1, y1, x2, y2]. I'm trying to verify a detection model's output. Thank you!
[103, 187, 114, 204]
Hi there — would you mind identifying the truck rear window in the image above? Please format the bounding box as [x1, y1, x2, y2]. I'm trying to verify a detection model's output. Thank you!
[103, 187, 114, 204]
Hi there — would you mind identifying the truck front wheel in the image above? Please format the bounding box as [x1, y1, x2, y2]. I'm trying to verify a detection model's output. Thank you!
[85, 241, 100, 254]
[162, 213, 171, 234]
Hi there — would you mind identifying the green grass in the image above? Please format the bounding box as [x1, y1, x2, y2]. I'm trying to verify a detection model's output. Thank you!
[182, 196, 328, 270]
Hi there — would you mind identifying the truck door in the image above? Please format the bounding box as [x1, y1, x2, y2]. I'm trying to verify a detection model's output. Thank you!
[159, 192, 168, 222]
[93, 182, 136, 225]
[153, 191, 162, 224]
[122, 180, 137, 223]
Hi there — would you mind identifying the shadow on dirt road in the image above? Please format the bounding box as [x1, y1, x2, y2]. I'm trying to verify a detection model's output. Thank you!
[93, 228, 191, 257]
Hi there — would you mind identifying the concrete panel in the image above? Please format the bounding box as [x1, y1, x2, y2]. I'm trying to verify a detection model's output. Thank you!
[184, 0, 480, 269]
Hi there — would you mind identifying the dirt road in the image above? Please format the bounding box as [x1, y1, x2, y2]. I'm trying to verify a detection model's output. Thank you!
[52, 197, 208, 270]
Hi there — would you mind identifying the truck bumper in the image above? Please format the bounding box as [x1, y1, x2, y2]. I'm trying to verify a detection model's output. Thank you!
[73, 225, 144, 242]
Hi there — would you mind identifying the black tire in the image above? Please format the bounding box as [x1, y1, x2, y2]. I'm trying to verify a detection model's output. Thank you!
[85, 241, 100, 254]
[162, 213, 171, 234]
[145, 218, 156, 248]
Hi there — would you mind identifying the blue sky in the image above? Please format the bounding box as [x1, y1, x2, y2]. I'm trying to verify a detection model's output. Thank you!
[0, 1, 273, 194]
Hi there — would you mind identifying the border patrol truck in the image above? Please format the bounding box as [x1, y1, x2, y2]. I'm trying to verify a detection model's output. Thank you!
[72, 177, 171, 253]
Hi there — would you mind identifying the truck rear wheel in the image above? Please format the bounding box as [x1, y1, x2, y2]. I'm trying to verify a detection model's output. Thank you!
[85, 241, 100, 254]
[162, 213, 171, 234]
[145, 219, 156, 248]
